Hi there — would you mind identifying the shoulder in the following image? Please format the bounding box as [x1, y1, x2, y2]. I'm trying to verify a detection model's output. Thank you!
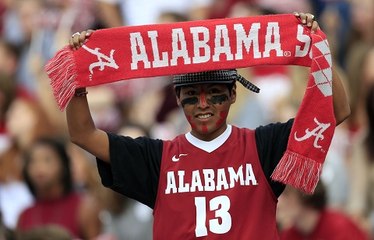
[232, 125, 254, 133]
[317, 209, 365, 236]
[322, 210, 356, 226]
[107, 133, 164, 154]
[255, 119, 294, 140]
[163, 133, 188, 147]
[280, 227, 300, 240]
[17, 204, 37, 227]
[230, 125, 256, 140]
[65, 192, 83, 204]
[108, 132, 164, 144]
[19, 205, 35, 217]
[255, 119, 294, 133]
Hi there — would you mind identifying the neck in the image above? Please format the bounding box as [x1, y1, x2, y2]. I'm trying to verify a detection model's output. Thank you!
[36, 184, 65, 201]
[295, 209, 321, 235]
[191, 123, 228, 141]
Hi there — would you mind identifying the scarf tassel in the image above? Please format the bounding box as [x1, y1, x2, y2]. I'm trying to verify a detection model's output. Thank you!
[45, 46, 78, 110]
[271, 150, 322, 194]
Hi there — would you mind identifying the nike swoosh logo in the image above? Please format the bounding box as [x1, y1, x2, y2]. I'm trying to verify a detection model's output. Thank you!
[172, 153, 188, 162]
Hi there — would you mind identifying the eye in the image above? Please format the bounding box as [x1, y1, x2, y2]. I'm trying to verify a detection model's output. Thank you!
[185, 90, 197, 96]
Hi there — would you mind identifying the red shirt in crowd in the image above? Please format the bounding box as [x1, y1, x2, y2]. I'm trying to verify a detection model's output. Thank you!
[280, 209, 369, 240]
[17, 192, 82, 238]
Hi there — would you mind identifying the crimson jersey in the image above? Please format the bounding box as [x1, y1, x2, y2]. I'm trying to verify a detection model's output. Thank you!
[154, 125, 279, 239]
[17, 192, 82, 238]
[280, 209, 369, 240]
[97, 120, 293, 239]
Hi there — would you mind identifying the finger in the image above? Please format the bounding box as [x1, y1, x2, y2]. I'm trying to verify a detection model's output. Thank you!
[306, 14, 315, 27]
[72, 34, 81, 50]
[86, 29, 94, 37]
[82, 29, 94, 44]
[311, 21, 319, 33]
[293, 12, 300, 17]
[299, 12, 307, 24]
[79, 31, 87, 46]
[69, 32, 79, 49]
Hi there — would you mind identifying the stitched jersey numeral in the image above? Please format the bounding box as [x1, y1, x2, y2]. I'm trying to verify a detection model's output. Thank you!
[194, 195, 232, 237]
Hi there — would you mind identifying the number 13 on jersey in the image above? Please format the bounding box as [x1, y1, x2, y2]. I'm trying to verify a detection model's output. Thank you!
[194, 195, 232, 237]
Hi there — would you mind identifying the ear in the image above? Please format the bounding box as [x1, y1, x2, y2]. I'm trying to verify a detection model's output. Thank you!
[176, 96, 181, 107]
[174, 86, 182, 107]
[230, 84, 237, 104]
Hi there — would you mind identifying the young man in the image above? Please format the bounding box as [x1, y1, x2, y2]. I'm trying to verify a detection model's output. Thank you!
[67, 13, 350, 239]
[279, 183, 368, 240]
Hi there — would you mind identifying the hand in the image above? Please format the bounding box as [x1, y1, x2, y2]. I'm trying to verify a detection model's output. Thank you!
[69, 29, 94, 50]
[294, 12, 319, 33]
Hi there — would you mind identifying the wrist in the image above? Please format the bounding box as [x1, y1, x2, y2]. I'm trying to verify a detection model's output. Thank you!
[74, 88, 88, 97]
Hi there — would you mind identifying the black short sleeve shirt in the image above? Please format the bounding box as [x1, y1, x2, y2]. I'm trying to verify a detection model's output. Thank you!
[97, 119, 293, 208]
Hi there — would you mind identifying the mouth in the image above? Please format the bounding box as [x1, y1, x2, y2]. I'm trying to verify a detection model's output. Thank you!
[195, 113, 213, 120]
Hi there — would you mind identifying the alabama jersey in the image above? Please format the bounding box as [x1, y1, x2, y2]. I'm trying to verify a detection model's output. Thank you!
[96, 120, 293, 239]
[154, 125, 279, 239]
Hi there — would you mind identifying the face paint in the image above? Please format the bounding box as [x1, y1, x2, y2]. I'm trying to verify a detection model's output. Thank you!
[199, 90, 208, 107]
[180, 84, 232, 140]
[216, 110, 228, 127]
[181, 97, 198, 107]
[181, 94, 229, 108]
[208, 94, 229, 105]
[186, 115, 197, 130]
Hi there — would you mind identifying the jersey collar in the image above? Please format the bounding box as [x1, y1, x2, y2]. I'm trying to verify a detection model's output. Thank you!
[185, 125, 232, 153]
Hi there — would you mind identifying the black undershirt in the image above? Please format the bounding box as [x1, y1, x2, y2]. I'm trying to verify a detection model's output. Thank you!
[96, 119, 293, 209]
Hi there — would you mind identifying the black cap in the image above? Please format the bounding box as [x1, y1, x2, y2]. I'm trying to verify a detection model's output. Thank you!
[173, 69, 260, 93]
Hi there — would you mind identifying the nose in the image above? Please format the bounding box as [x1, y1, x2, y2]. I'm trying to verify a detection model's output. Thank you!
[198, 91, 209, 109]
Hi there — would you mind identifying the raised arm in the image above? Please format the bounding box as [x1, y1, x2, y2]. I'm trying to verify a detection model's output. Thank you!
[297, 12, 351, 126]
[332, 66, 350, 125]
[66, 30, 110, 162]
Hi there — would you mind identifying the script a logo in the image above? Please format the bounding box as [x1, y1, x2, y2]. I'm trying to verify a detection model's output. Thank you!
[294, 118, 331, 149]
[172, 153, 188, 162]
[82, 45, 119, 79]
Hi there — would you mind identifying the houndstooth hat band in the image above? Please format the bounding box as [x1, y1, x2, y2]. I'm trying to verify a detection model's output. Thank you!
[173, 69, 260, 93]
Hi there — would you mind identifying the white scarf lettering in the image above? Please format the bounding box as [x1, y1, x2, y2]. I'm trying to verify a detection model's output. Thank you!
[130, 22, 298, 70]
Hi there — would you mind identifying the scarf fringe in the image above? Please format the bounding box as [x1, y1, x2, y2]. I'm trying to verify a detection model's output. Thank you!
[271, 150, 322, 194]
[45, 46, 77, 110]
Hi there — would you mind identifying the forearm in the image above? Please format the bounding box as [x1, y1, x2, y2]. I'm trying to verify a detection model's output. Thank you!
[66, 92, 95, 143]
[96, 1, 123, 28]
[66, 91, 110, 162]
[332, 66, 351, 125]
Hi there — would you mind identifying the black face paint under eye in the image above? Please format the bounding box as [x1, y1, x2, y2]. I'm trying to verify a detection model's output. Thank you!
[208, 94, 229, 105]
[181, 97, 198, 107]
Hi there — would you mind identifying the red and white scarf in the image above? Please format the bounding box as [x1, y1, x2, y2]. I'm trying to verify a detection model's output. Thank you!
[45, 14, 336, 193]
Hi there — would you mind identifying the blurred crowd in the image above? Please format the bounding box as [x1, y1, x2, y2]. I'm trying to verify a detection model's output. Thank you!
[0, 0, 373, 239]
